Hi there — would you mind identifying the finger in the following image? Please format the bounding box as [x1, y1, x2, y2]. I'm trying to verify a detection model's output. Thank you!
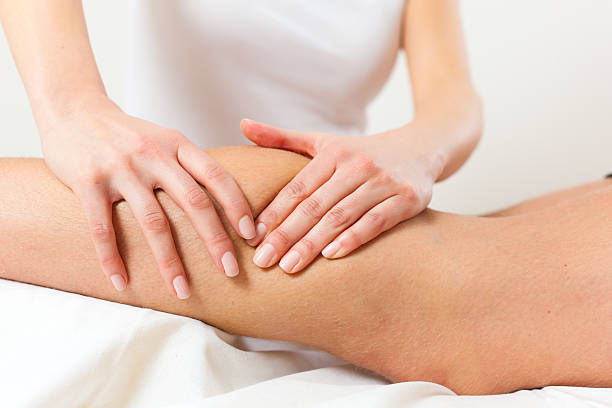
[120, 182, 191, 299]
[155, 163, 240, 278]
[80, 186, 128, 292]
[278, 180, 395, 273]
[240, 119, 323, 157]
[254, 170, 364, 269]
[247, 153, 336, 247]
[321, 195, 421, 259]
[177, 142, 256, 241]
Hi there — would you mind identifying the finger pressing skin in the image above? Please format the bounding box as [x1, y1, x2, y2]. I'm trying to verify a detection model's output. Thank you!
[254, 170, 363, 269]
[80, 186, 128, 291]
[278, 180, 395, 273]
[240, 119, 323, 157]
[155, 163, 240, 278]
[248, 153, 336, 247]
[321, 195, 419, 260]
[120, 182, 191, 299]
[178, 142, 255, 240]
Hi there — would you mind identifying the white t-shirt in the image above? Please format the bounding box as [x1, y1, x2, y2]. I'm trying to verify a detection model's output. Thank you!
[124, 0, 406, 359]
[124, 0, 406, 148]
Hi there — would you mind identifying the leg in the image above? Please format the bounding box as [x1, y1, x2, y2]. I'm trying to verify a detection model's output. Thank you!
[0, 146, 610, 395]
[484, 178, 612, 216]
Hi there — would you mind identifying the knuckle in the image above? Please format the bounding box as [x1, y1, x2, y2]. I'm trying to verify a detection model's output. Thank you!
[341, 228, 361, 248]
[298, 197, 324, 218]
[160, 255, 181, 271]
[365, 211, 386, 232]
[206, 229, 230, 247]
[258, 208, 279, 226]
[299, 237, 317, 253]
[324, 206, 351, 228]
[374, 173, 393, 187]
[329, 142, 350, 160]
[225, 195, 246, 213]
[108, 150, 133, 172]
[84, 168, 106, 185]
[185, 186, 212, 210]
[91, 223, 113, 242]
[133, 135, 155, 155]
[271, 228, 292, 247]
[203, 163, 227, 181]
[284, 180, 308, 201]
[99, 254, 119, 269]
[142, 209, 168, 232]
[400, 184, 418, 202]
[353, 155, 377, 174]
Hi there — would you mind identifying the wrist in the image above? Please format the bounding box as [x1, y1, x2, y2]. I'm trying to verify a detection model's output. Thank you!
[376, 126, 449, 183]
[32, 91, 118, 136]
[409, 88, 482, 181]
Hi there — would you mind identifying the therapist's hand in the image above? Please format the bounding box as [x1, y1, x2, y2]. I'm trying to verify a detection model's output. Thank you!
[241, 119, 446, 273]
[41, 95, 255, 298]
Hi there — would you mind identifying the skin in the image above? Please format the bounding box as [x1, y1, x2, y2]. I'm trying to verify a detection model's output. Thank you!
[0, 0, 256, 297]
[0, 0, 482, 295]
[0, 146, 610, 395]
[244, 0, 483, 273]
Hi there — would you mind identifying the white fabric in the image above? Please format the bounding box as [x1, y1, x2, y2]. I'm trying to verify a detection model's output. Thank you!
[2, 279, 611, 407]
[124, 0, 404, 147]
[124, 0, 405, 356]
[3, 2, 610, 406]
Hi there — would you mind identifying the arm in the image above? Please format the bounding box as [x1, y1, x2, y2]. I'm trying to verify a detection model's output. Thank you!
[0, 146, 610, 394]
[0, 1, 256, 296]
[240, 0, 482, 273]
[402, 0, 482, 179]
[0, 0, 105, 127]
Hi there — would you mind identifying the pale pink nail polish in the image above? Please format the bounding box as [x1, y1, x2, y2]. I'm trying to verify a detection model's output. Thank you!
[322, 241, 341, 259]
[173, 275, 191, 300]
[247, 223, 267, 246]
[253, 243, 276, 267]
[222, 252, 240, 277]
[238, 215, 256, 239]
[279, 250, 301, 273]
[110, 274, 126, 292]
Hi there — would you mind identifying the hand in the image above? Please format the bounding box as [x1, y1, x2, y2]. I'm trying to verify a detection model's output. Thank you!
[241, 119, 445, 273]
[40, 96, 256, 298]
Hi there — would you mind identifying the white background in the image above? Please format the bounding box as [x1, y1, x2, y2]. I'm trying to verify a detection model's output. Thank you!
[1, 1, 610, 214]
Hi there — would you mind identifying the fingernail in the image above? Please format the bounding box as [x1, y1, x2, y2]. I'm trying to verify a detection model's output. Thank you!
[110, 274, 126, 292]
[239, 215, 256, 239]
[173, 275, 191, 300]
[222, 251, 240, 277]
[253, 243, 276, 268]
[322, 241, 341, 259]
[279, 250, 301, 273]
[247, 223, 267, 246]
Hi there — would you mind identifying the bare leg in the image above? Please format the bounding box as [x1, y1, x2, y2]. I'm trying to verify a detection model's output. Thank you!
[0, 146, 610, 395]
[485, 179, 611, 216]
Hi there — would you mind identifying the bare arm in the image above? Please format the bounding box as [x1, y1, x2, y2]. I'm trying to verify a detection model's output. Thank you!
[0, 0, 256, 296]
[0, 0, 104, 125]
[0, 146, 610, 394]
[402, 0, 483, 179]
[239, 0, 483, 273]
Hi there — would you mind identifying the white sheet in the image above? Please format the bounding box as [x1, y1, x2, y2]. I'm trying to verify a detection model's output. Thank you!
[2, 279, 610, 407]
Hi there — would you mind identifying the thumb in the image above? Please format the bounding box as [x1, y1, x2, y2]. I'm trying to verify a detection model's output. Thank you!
[240, 119, 322, 157]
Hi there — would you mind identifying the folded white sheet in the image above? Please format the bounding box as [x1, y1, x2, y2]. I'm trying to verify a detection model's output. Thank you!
[1, 279, 610, 408]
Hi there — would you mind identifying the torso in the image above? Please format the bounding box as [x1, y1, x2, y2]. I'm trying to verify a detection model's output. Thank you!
[124, 0, 406, 148]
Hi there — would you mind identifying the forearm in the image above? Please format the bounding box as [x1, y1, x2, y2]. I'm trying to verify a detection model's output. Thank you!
[401, 0, 482, 180]
[0, 0, 106, 128]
